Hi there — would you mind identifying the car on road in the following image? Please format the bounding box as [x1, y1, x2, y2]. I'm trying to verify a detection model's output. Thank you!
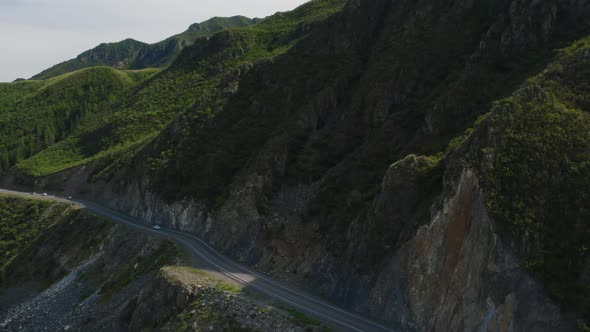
[67, 196, 73, 200]
[32, 192, 37, 195]
[152, 225, 162, 230]
[42, 193, 48, 196]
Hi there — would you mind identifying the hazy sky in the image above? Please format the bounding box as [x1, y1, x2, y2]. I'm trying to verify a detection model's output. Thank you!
[0, 0, 308, 82]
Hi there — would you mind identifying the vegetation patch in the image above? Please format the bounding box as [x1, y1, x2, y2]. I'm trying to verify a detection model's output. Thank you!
[98, 241, 178, 302]
[0, 196, 114, 293]
[485, 95, 590, 316]
[478, 39, 590, 318]
[0, 67, 139, 174]
[274, 304, 331, 332]
[166, 266, 244, 295]
[0, 196, 71, 271]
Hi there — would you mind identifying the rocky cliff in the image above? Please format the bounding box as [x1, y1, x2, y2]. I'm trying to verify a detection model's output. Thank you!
[4, 0, 590, 330]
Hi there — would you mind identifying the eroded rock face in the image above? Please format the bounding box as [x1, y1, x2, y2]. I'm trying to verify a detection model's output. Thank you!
[314, 163, 573, 331]
[403, 169, 571, 331]
[39, 158, 572, 330]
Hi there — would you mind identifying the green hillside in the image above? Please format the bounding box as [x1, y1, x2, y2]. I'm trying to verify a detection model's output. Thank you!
[0, 67, 156, 174]
[17, 0, 346, 177]
[31, 16, 254, 80]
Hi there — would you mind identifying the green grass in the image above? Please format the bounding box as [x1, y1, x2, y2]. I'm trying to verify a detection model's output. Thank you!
[0, 196, 67, 270]
[175, 266, 244, 294]
[0, 66, 144, 174]
[121, 68, 161, 82]
[172, 16, 254, 43]
[32, 39, 148, 80]
[275, 304, 331, 331]
[215, 281, 243, 294]
[17, 64, 211, 176]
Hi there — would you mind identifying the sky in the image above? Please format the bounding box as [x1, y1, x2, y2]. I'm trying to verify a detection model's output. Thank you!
[0, 0, 309, 82]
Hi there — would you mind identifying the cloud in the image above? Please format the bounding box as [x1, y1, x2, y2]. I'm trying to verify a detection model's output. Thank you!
[0, 0, 309, 82]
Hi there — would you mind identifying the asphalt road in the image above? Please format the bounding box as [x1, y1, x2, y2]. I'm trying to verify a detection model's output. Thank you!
[0, 188, 395, 332]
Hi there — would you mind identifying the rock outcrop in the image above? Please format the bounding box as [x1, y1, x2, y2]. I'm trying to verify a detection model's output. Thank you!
[126, 267, 306, 332]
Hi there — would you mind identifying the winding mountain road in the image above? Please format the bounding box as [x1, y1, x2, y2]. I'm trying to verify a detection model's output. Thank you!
[0, 188, 395, 332]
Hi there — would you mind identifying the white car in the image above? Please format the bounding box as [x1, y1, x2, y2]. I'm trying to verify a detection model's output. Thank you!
[67, 196, 73, 200]
[152, 225, 162, 230]
[42, 193, 48, 196]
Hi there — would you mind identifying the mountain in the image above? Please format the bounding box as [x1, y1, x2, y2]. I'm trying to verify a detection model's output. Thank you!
[0, 66, 157, 174]
[31, 16, 254, 80]
[1, 0, 590, 331]
[15, 0, 346, 177]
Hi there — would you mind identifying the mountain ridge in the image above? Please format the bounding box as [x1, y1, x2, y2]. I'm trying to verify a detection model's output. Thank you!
[31, 16, 255, 80]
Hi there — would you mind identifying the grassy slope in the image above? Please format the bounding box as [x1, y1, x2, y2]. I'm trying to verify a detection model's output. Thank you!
[32, 17, 254, 80]
[0, 67, 155, 174]
[171, 16, 254, 42]
[18, 52, 227, 176]
[31, 39, 149, 80]
[17, 0, 346, 178]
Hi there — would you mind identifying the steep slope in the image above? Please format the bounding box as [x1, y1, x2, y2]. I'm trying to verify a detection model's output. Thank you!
[0, 196, 74, 274]
[462, 36, 590, 320]
[4, 0, 590, 330]
[0, 195, 314, 331]
[0, 67, 154, 174]
[15, 0, 346, 178]
[31, 16, 254, 80]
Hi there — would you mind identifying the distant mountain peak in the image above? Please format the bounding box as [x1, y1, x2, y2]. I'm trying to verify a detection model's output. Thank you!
[187, 16, 252, 31]
[31, 16, 254, 80]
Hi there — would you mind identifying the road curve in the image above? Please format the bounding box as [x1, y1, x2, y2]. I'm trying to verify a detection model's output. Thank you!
[0, 188, 395, 332]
